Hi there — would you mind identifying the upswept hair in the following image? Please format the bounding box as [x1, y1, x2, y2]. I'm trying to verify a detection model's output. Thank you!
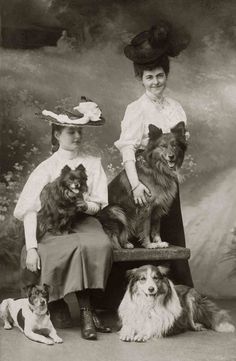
[133, 55, 170, 79]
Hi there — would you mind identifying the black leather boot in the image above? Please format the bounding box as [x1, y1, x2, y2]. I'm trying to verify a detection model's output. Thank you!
[92, 311, 111, 333]
[80, 308, 97, 340]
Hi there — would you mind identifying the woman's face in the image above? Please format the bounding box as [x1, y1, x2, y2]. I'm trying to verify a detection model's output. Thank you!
[142, 67, 167, 98]
[55, 127, 82, 151]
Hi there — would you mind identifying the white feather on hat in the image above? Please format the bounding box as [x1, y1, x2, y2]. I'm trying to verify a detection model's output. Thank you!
[41, 99, 105, 127]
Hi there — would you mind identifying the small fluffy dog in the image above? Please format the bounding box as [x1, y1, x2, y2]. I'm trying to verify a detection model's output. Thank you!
[98, 122, 187, 249]
[118, 265, 235, 342]
[37, 163, 88, 238]
[0, 284, 63, 345]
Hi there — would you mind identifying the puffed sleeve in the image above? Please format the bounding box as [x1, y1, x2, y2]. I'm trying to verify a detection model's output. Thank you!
[114, 102, 145, 163]
[175, 101, 190, 138]
[175, 101, 187, 125]
[85, 157, 108, 211]
[13, 162, 51, 221]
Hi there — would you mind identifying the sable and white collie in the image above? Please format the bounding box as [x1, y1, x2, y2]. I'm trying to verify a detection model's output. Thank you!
[118, 265, 235, 342]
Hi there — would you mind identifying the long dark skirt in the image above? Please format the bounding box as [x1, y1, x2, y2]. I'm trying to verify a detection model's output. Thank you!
[21, 216, 113, 302]
[96, 188, 193, 310]
[160, 186, 193, 287]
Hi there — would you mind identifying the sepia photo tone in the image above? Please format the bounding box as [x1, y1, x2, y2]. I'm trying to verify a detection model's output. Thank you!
[0, 1, 236, 360]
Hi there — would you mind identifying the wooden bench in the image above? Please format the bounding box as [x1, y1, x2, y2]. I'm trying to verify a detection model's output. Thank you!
[97, 245, 191, 309]
[113, 245, 190, 262]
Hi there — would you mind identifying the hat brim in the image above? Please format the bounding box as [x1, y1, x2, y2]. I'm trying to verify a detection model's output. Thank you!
[124, 43, 169, 65]
[38, 114, 105, 127]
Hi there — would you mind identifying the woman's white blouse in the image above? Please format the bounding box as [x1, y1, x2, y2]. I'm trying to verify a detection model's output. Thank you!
[115, 93, 187, 163]
[14, 148, 108, 221]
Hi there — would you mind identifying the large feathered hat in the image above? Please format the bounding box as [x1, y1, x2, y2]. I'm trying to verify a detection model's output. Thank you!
[124, 21, 190, 65]
[41, 96, 105, 127]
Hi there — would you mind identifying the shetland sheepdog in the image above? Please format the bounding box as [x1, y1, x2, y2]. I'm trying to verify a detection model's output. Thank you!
[118, 265, 235, 342]
[97, 122, 187, 249]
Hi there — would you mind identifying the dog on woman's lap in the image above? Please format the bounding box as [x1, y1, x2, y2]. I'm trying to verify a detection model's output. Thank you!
[37, 163, 88, 239]
[118, 265, 235, 342]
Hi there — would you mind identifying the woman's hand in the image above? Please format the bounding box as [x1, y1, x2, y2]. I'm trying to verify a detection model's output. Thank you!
[132, 182, 151, 207]
[76, 199, 88, 212]
[26, 248, 41, 273]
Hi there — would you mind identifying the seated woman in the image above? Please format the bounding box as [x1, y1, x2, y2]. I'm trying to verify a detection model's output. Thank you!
[115, 23, 193, 286]
[14, 99, 113, 340]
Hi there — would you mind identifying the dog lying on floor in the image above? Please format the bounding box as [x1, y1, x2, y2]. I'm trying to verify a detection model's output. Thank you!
[0, 284, 63, 345]
[37, 163, 88, 239]
[118, 265, 235, 342]
[97, 122, 187, 249]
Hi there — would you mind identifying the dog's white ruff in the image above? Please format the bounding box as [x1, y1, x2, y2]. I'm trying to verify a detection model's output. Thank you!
[118, 280, 182, 340]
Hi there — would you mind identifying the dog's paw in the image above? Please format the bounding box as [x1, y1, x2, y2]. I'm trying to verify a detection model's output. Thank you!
[134, 334, 148, 342]
[45, 339, 55, 345]
[124, 242, 134, 249]
[3, 323, 13, 330]
[215, 322, 235, 333]
[157, 241, 169, 248]
[120, 333, 133, 342]
[152, 235, 169, 248]
[53, 336, 63, 343]
[119, 327, 135, 342]
[146, 242, 159, 249]
[193, 323, 206, 331]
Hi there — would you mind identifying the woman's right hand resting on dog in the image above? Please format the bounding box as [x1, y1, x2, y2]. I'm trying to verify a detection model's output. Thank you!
[124, 160, 151, 206]
[132, 182, 151, 207]
[26, 248, 41, 272]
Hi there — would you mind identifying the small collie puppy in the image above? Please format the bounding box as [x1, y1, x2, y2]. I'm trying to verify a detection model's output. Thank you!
[118, 265, 235, 342]
[0, 285, 63, 345]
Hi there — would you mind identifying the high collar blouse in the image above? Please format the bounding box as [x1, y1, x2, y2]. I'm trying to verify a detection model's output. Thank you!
[115, 92, 187, 163]
[14, 148, 108, 221]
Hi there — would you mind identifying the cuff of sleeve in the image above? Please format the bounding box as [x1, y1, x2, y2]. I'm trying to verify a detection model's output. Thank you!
[26, 241, 38, 252]
[85, 201, 100, 215]
[121, 146, 136, 163]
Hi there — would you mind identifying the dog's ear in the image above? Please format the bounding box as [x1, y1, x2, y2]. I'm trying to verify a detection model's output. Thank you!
[61, 165, 71, 176]
[126, 268, 137, 281]
[43, 284, 51, 293]
[76, 163, 85, 172]
[171, 121, 186, 138]
[23, 284, 35, 296]
[148, 124, 163, 140]
[81, 95, 93, 103]
[157, 265, 170, 276]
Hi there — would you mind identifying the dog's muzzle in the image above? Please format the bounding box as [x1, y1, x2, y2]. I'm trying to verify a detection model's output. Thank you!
[145, 286, 157, 297]
[167, 160, 176, 169]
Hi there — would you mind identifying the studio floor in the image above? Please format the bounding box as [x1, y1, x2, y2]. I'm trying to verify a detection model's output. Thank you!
[0, 291, 236, 361]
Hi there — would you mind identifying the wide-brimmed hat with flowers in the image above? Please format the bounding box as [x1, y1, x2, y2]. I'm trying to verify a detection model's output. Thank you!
[41, 96, 105, 127]
[124, 21, 190, 65]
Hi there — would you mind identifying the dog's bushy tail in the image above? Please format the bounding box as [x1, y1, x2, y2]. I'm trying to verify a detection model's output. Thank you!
[192, 292, 235, 332]
[97, 205, 131, 249]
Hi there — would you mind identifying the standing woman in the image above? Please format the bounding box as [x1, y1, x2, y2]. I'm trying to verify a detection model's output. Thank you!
[115, 23, 193, 286]
[14, 99, 112, 340]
